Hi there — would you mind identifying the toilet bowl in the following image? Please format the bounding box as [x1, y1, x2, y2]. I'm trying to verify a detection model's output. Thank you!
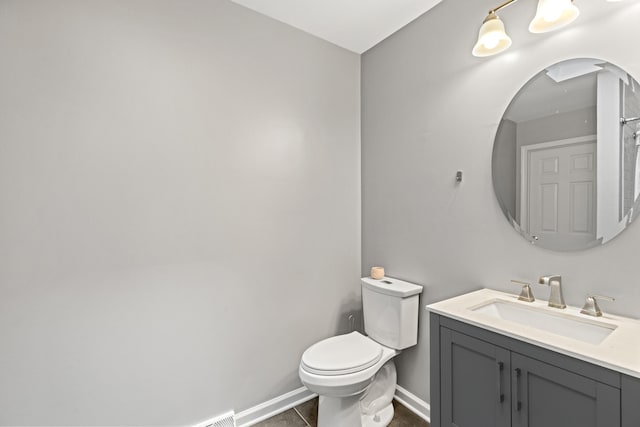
[299, 277, 423, 427]
[299, 332, 398, 427]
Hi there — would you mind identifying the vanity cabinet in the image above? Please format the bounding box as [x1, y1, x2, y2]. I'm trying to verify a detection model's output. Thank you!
[440, 328, 511, 427]
[431, 313, 630, 427]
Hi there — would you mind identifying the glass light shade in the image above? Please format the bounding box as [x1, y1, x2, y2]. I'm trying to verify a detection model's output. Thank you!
[529, 0, 580, 33]
[472, 14, 512, 57]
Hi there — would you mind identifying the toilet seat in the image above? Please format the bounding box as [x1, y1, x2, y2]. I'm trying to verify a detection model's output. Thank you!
[301, 332, 382, 376]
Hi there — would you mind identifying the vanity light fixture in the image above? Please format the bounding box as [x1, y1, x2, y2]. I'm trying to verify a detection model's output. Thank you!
[472, 0, 580, 57]
[472, 11, 512, 57]
[529, 0, 580, 33]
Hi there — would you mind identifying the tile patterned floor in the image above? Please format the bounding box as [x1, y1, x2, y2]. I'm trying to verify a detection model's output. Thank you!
[252, 398, 429, 426]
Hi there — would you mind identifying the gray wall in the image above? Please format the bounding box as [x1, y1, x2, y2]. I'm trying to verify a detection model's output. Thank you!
[516, 106, 597, 147]
[0, 1, 360, 425]
[362, 0, 640, 407]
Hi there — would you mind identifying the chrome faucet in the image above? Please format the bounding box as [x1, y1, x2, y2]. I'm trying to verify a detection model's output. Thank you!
[538, 275, 566, 309]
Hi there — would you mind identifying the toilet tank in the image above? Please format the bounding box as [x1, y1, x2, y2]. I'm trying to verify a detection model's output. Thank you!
[361, 277, 423, 350]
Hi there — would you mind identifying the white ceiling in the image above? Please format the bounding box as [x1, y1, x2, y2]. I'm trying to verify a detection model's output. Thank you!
[229, 0, 443, 54]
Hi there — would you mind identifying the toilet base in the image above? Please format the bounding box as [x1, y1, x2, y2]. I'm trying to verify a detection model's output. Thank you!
[362, 402, 394, 427]
[317, 396, 394, 427]
[317, 395, 361, 427]
[315, 360, 397, 427]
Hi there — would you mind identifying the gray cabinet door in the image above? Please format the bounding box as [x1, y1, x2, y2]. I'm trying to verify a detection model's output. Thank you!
[511, 353, 620, 427]
[622, 375, 640, 427]
[441, 328, 511, 427]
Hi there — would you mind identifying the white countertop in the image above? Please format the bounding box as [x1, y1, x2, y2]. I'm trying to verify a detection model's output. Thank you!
[427, 288, 640, 378]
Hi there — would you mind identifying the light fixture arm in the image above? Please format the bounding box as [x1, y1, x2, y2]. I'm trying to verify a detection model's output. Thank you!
[488, 0, 519, 15]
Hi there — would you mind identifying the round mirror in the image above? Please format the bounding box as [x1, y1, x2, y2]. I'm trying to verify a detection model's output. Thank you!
[492, 58, 640, 251]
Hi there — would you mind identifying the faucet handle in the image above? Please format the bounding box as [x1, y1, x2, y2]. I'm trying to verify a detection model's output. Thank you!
[580, 294, 615, 317]
[511, 280, 535, 302]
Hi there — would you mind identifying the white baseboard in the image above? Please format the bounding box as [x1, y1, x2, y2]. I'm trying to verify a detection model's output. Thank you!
[235, 386, 317, 427]
[394, 385, 431, 423]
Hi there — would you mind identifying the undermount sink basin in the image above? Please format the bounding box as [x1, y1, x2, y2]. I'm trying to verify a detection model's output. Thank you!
[471, 299, 617, 345]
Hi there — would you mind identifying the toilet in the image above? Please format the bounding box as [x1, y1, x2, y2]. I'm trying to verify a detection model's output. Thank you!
[299, 277, 423, 427]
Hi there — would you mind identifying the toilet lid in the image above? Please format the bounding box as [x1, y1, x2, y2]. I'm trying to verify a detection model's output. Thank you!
[301, 332, 382, 376]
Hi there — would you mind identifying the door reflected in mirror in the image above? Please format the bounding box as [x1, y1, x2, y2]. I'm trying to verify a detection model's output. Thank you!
[492, 58, 640, 251]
